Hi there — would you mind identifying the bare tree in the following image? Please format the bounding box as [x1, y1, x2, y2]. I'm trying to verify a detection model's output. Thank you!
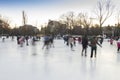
[77, 12, 92, 35]
[0, 16, 11, 35]
[22, 11, 27, 26]
[94, 0, 115, 28]
[116, 10, 120, 27]
[0, 16, 11, 28]
[59, 11, 75, 34]
[77, 12, 92, 28]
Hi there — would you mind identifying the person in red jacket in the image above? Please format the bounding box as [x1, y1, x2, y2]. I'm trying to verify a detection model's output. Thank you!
[110, 37, 113, 45]
[117, 39, 120, 52]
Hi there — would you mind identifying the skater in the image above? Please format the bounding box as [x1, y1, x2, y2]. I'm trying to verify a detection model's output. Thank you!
[78, 37, 82, 44]
[81, 35, 88, 57]
[17, 36, 20, 44]
[89, 37, 102, 58]
[63, 36, 67, 44]
[99, 37, 103, 45]
[19, 36, 25, 47]
[25, 36, 29, 46]
[117, 39, 120, 52]
[32, 36, 36, 45]
[2, 37, 5, 42]
[110, 37, 113, 45]
[66, 36, 69, 46]
[73, 37, 76, 46]
[42, 35, 50, 49]
[68, 36, 74, 51]
[11, 36, 14, 41]
[49, 35, 54, 48]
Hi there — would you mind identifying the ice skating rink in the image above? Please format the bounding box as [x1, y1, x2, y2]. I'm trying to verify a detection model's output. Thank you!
[0, 38, 120, 80]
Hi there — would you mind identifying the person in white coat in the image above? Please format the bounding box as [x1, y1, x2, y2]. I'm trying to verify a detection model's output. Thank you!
[69, 36, 74, 51]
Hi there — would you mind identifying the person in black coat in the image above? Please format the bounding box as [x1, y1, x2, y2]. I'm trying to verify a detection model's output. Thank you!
[81, 35, 88, 57]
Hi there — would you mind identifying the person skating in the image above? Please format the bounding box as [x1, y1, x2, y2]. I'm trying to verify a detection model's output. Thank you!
[81, 35, 88, 57]
[69, 36, 74, 51]
[110, 37, 113, 45]
[117, 38, 120, 53]
[89, 37, 102, 58]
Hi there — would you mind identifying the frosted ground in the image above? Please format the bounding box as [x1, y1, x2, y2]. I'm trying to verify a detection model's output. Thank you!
[0, 37, 120, 80]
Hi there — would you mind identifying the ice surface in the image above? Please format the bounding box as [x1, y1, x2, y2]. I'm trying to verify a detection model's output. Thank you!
[0, 37, 120, 80]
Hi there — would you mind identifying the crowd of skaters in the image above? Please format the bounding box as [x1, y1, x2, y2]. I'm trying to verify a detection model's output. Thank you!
[63, 35, 103, 58]
[16, 36, 41, 47]
[109, 36, 120, 52]
[63, 35, 120, 58]
[1, 35, 120, 58]
[42, 35, 54, 49]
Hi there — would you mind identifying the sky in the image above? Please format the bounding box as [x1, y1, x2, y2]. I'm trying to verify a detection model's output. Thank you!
[0, 0, 120, 28]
